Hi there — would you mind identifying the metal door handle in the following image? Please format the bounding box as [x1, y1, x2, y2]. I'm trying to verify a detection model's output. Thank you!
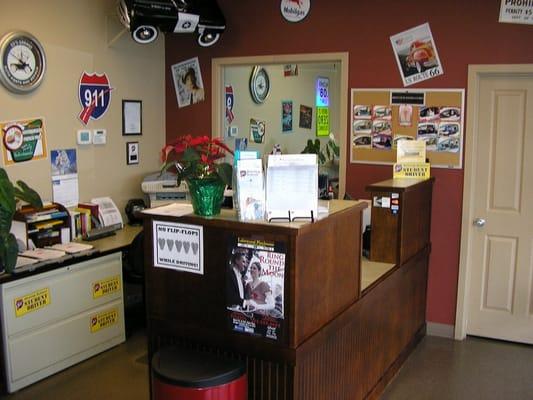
[473, 218, 485, 227]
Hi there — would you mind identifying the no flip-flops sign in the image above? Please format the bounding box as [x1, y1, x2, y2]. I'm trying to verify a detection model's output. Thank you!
[152, 220, 204, 275]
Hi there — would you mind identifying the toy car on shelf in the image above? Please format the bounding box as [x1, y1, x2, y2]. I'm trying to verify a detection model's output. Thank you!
[118, 0, 226, 47]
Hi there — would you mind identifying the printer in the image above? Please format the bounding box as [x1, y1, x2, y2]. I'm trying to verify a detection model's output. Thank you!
[141, 171, 189, 208]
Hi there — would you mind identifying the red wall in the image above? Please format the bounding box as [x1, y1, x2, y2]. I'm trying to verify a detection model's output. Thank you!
[165, 0, 533, 326]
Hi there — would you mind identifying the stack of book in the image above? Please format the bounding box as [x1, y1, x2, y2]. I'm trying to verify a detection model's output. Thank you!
[70, 202, 99, 239]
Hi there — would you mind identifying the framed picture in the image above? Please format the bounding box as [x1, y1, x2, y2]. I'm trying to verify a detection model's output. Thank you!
[126, 141, 139, 165]
[122, 100, 142, 135]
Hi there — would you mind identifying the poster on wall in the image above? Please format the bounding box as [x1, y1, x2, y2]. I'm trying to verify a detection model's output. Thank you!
[78, 72, 113, 125]
[299, 105, 313, 129]
[51, 148, 79, 207]
[316, 106, 329, 137]
[281, 100, 293, 132]
[250, 118, 265, 143]
[390, 23, 443, 87]
[152, 220, 204, 275]
[171, 57, 205, 108]
[499, 0, 533, 25]
[226, 236, 286, 341]
[225, 85, 235, 124]
[0, 117, 48, 165]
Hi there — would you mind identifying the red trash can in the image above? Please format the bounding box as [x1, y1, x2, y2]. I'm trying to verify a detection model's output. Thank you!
[151, 347, 247, 400]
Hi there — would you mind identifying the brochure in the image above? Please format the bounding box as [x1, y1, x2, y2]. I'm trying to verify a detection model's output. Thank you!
[235, 158, 265, 221]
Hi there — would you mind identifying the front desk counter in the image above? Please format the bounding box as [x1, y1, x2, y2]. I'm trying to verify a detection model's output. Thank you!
[144, 178, 433, 400]
[0, 224, 142, 393]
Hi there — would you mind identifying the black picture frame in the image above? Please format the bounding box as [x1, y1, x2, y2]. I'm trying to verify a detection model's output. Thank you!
[122, 100, 142, 135]
[126, 141, 139, 165]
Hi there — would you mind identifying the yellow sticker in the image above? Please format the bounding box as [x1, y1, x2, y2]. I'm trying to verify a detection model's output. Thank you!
[393, 163, 430, 179]
[90, 308, 118, 333]
[14, 288, 51, 317]
[92, 276, 120, 299]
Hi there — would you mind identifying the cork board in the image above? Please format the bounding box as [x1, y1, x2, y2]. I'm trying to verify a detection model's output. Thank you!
[350, 88, 464, 169]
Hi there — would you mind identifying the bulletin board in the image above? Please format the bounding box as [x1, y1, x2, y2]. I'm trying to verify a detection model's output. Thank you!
[350, 88, 464, 169]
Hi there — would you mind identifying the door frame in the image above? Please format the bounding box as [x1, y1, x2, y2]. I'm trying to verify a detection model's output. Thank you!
[455, 64, 533, 340]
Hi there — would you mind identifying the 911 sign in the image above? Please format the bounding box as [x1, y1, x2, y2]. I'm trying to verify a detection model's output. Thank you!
[78, 72, 112, 125]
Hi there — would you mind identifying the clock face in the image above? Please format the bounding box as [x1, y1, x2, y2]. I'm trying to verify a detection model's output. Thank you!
[0, 31, 46, 94]
[250, 66, 270, 104]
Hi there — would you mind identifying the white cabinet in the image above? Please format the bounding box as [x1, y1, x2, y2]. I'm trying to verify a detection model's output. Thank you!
[0, 252, 125, 393]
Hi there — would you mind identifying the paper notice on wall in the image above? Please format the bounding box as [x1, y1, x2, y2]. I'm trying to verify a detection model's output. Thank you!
[499, 0, 533, 25]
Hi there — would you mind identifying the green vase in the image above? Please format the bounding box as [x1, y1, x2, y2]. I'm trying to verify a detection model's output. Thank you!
[187, 178, 225, 216]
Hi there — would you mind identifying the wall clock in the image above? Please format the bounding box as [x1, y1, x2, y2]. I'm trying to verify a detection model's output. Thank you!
[0, 31, 46, 94]
[249, 66, 270, 104]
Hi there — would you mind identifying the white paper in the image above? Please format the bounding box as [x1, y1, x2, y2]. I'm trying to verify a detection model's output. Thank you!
[266, 154, 318, 221]
[52, 175, 79, 208]
[124, 102, 141, 134]
[142, 202, 194, 217]
[152, 220, 203, 275]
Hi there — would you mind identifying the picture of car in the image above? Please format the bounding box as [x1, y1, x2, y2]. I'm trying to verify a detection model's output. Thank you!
[406, 40, 438, 73]
[372, 133, 392, 149]
[353, 135, 371, 146]
[437, 136, 460, 152]
[418, 134, 438, 150]
[372, 120, 391, 134]
[440, 107, 461, 120]
[372, 106, 391, 119]
[439, 123, 460, 136]
[353, 119, 372, 132]
[118, 0, 226, 47]
[419, 106, 440, 121]
[417, 123, 437, 136]
[354, 105, 371, 118]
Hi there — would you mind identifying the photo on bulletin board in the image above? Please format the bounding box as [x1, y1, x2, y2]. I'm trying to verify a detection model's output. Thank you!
[122, 100, 142, 135]
[126, 141, 139, 165]
[350, 88, 464, 169]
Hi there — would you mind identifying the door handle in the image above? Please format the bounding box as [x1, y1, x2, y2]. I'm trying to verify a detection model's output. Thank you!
[473, 218, 486, 227]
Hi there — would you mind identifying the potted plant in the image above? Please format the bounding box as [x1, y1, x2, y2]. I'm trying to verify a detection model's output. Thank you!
[0, 168, 42, 273]
[300, 134, 340, 165]
[161, 135, 233, 216]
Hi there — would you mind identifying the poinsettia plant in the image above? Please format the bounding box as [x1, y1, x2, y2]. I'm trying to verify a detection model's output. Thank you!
[161, 134, 233, 186]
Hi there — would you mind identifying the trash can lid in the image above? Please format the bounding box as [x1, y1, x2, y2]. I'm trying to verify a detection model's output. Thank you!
[152, 347, 246, 388]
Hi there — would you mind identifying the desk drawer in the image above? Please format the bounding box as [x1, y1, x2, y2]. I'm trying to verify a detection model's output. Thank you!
[7, 299, 125, 384]
[1, 253, 123, 336]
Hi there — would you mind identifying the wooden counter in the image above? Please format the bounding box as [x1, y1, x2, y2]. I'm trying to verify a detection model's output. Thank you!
[143, 179, 433, 399]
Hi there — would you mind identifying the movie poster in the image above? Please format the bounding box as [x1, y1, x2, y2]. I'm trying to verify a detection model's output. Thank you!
[226, 237, 286, 341]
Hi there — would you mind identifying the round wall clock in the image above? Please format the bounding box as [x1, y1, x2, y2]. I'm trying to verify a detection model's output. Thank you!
[0, 31, 46, 94]
[249, 66, 270, 104]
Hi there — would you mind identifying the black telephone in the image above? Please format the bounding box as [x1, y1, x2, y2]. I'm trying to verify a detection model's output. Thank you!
[125, 198, 146, 226]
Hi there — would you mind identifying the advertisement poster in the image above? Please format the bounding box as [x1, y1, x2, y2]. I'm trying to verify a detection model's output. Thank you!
[51, 148, 79, 207]
[281, 100, 293, 132]
[250, 118, 265, 143]
[1, 117, 48, 165]
[226, 237, 286, 341]
[499, 0, 533, 25]
[316, 106, 330, 137]
[171, 57, 205, 108]
[390, 23, 443, 86]
[299, 104, 312, 129]
[152, 220, 204, 275]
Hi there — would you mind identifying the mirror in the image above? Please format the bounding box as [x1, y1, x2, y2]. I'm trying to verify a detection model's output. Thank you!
[212, 53, 348, 199]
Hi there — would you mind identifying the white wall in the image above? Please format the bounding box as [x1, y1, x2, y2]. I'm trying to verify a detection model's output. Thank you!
[223, 62, 340, 162]
[0, 0, 166, 219]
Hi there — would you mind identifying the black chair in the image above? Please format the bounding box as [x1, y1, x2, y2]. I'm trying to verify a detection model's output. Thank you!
[122, 230, 146, 336]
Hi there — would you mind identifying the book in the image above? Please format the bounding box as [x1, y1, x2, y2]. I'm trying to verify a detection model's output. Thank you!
[49, 242, 94, 254]
[77, 202, 99, 223]
[20, 248, 67, 260]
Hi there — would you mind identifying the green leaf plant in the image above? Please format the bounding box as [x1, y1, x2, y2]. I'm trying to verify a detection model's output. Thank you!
[0, 168, 42, 273]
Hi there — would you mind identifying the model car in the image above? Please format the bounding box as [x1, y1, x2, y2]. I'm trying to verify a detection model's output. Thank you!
[439, 123, 459, 136]
[439, 107, 461, 120]
[118, 0, 226, 47]
[406, 40, 437, 73]
[417, 123, 437, 136]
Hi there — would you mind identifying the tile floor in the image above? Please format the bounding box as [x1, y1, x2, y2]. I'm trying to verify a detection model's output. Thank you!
[3, 333, 533, 399]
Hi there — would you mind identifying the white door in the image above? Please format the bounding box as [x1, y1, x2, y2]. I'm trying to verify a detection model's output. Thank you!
[458, 65, 533, 344]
